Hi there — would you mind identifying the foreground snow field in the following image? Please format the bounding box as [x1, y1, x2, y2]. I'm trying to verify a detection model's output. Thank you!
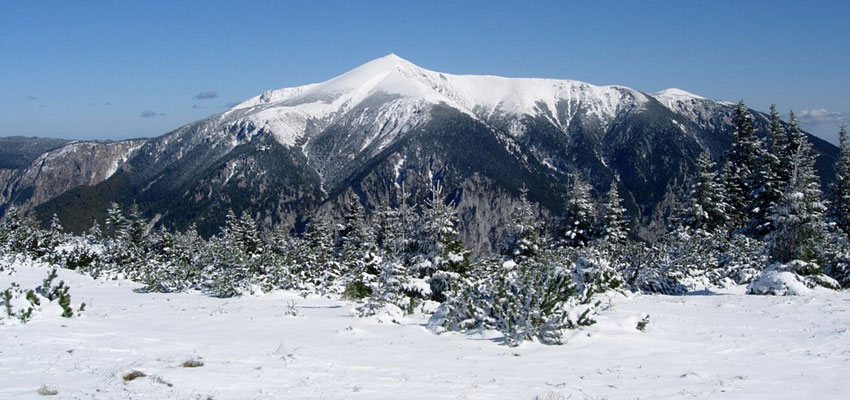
[2, 263, 848, 400]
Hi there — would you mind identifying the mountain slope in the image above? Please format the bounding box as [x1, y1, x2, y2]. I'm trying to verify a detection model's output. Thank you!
[0, 139, 144, 216]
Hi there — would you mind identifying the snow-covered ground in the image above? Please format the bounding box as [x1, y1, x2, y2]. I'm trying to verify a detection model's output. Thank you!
[2, 263, 848, 399]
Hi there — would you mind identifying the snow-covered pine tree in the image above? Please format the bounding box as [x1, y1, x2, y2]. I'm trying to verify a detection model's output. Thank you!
[202, 210, 261, 297]
[105, 202, 128, 241]
[337, 196, 367, 251]
[222, 210, 263, 257]
[171, 224, 206, 289]
[85, 221, 103, 245]
[432, 198, 594, 345]
[501, 187, 543, 261]
[338, 196, 381, 299]
[749, 105, 791, 236]
[299, 215, 339, 293]
[0, 208, 55, 259]
[0, 207, 31, 256]
[768, 105, 793, 184]
[374, 194, 404, 257]
[560, 174, 595, 247]
[680, 152, 729, 232]
[114, 203, 152, 280]
[40, 214, 66, 263]
[831, 124, 850, 235]
[125, 204, 148, 250]
[357, 251, 413, 317]
[0, 207, 18, 253]
[597, 181, 628, 246]
[395, 184, 419, 265]
[256, 224, 294, 293]
[415, 183, 470, 302]
[723, 101, 767, 230]
[767, 128, 828, 264]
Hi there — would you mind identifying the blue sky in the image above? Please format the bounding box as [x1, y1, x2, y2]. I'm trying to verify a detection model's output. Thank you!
[2, 1, 848, 144]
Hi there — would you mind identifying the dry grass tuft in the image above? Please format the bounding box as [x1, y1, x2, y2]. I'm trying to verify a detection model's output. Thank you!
[181, 359, 204, 368]
[37, 385, 58, 396]
[122, 370, 146, 381]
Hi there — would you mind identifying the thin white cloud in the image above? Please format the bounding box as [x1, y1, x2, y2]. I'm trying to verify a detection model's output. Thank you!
[797, 109, 846, 145]
[797, 109, 845, 127]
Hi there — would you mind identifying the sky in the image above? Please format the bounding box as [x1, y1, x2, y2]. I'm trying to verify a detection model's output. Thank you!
[1, 1, 848, 144]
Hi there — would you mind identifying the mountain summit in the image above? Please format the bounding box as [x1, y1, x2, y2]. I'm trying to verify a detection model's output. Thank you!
[0, 55, 837, 251]
[222, 54, 651, 149]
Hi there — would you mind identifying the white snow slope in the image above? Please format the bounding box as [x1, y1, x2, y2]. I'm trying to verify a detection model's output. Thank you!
[222, 54, 650, 147]
[2, 263, 849, 399]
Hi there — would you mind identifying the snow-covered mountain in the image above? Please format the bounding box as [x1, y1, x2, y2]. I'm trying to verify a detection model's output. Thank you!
[2, 54, 838, 250]
[226, 54, 648, 146]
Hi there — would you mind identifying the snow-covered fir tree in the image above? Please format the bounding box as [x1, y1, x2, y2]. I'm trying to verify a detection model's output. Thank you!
[831, 124, 850, 235]
[561, 174, 596, 247]
[680, 152, 729, 232]
[749, 105, 791, 236]
[767, 129, 828, 263]
[432, 194, 597, 346]
[414, 183, 470, 302]
[501, 187, 543, 261]
[337, 196, 381, 299]
[597, 181, 628, 246]
[298, 215, 340, 293]
[767, 104, 793, 184]
[722, 101, 766, 230]
[223, 210, 263, 256]
[105, 202, 128, 241]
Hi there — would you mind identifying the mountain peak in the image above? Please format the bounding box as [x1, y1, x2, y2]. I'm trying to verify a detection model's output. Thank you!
[230, 54, 651, 139]
[653, 88, 705, 100]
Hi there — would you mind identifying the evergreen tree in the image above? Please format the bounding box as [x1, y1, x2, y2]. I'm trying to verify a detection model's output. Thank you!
[415, 183, 470, 302]
[786, 110, 806, 154]
[597, 181, 628, 245]
[222, 210, 263, 256]
[203, 214, 255, 298]
[501, 187, 543, 261]
[831, 124, 850, 235]
[105, 202, 128, 240]
[42, 214, 66, 262]
[395, 184, 418, 264]
[298, 215, 340, 292]
[768, 130, 828, 263]
[560, 174, 595, 247]
[749, 105, 790, 236]
[374, 194, 403, 257]
[768, 105, 792, 184]
[0, 207, 39, 256]
[722, 101, 765, 229]
[338, 196, 381, 299]
[125, 204, 148, 250]
[85, 221, 103, 245]
[682, 152, 728, 232]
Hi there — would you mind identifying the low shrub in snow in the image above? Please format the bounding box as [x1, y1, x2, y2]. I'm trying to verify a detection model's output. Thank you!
[429, 247, 606, 346]
[1, 268, 84, 324]
[747, 261, 840, 295]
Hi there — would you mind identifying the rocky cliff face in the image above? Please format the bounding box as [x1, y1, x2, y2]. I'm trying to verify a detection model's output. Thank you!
[0, 139, 145, 215]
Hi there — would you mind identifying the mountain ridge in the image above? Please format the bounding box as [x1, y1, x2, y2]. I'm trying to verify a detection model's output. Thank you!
[0, 55, 838, 252]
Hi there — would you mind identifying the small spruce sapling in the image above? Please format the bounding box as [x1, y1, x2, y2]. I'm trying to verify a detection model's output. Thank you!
[636, 314, 650, 331]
